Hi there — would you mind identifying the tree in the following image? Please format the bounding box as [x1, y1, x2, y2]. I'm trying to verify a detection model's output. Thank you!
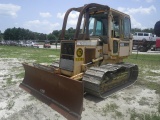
[131, 28, 154, 34]
[3, 27, 47, 41]
[47, 33, 56, 40]
[52, 30, 60, 38]
[0, 30, 2, 40]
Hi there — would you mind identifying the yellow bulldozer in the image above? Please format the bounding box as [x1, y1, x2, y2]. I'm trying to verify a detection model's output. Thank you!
[19, 3, 138, 120]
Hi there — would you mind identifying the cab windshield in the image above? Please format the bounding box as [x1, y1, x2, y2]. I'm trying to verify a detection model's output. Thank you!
[88, 13, 108, 36]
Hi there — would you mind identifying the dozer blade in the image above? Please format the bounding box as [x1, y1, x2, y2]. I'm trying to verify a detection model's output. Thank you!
[19, 63, 83, 120]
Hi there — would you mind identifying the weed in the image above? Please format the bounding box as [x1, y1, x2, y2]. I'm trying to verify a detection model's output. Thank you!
[146, 82, 160, 94]
[102, 103, 119, 115]
[146, 70, 160, 77]
[123, 96, 136, 104]
[129, 109, 160, 120]
[6, 77, 12, 85]
[115, 110, 124, 118]
[7, 93, 10, 97]
[138, 97, 150, 106]
[16, 72, 24, 78]
[158, 103, 160, 113]
[130, 109, 142, 120]
[7, 100, 15, 110]
[110, 94, 118, 99]
[2, 85, 6, 88]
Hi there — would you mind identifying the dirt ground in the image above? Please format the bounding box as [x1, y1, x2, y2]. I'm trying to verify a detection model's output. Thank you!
[0, 58, 160, 120]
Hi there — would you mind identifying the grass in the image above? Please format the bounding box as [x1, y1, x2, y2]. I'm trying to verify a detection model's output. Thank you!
[16, 72, 25, 79]
[128, 53, 160, 62]
[102, 103, 119, 115]
[158, 103, 160, 113]
[138, 97, 150, 106]
[0, 46, 60, 63]
[123, 96, 136, 104]
[7, 100, 15, 110]
[130, 112, 160, 120]
[146, 82, 160, 94]
[115, 110, 124, 118]
[6, 77, 12, 85]
[124, 53, 160, 94]
[0, 46, 60, 87]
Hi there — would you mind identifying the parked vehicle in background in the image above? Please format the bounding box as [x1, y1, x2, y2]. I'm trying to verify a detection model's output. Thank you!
[24, 41, 31, 47]
[25, 41, 39, 48]
[10, 41, 18, 46]
[30, 42, 39, 48]
[43, 41, 51, 48]
[18, 41, 25, 46]
[1, 40, 18, 46]
[133, 32, 153, 41]
[132, 32, 155, 52]
[31, 42, 39, 48]
[0, 40, 6, 45]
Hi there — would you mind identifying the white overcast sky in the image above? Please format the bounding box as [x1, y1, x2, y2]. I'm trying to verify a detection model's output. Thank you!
[0, 0, 159, 34]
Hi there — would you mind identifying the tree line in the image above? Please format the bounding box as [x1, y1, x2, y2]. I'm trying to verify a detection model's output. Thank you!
[131, 28, 154, 34]
[0, 27, 154, 41]
[0, 27, 76, 41]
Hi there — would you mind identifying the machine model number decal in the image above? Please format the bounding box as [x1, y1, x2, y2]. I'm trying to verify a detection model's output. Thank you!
[76, 48, 83, 57]
[120, 43, 129, 46]
[76, 58, 84, 61]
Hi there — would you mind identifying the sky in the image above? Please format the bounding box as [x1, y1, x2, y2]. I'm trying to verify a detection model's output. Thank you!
[0, 0, 159, 34]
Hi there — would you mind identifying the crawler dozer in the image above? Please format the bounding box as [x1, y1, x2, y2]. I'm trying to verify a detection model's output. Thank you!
[20, 3, 138, 120]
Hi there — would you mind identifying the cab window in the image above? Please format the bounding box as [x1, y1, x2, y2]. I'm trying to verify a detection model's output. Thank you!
[124, 17, 131, 38]
[89, 13, 107, 36]
[95, 21, 103, 35]
[112, 17, 120, 38]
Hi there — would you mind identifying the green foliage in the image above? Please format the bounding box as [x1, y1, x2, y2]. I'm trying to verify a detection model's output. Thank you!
[0, 46, 60, 63]
[6, 77, 12, 85]
[128, 54, 160, 62]
[130, 111, 160, 120]
[52, 30, 61, 38]
[115, 111, 124, 118]
[125, 53, 160, 94]
[131, 28, 154, 34]
[0, 30, 3, 40]
[16, 72, 25, 79]
[2, 27, 155, 41]
[146, 82, 160, 94]
[3, 27, 47, 40]
[102, 103, 119, 115]
[138, 97, 150, 106]
[129, 109, 158, 120]
[47, 33, 56, 40]
[158, 103, 160, 113]
[2, 27, 76, 41]
[7, 100, 15, 110]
